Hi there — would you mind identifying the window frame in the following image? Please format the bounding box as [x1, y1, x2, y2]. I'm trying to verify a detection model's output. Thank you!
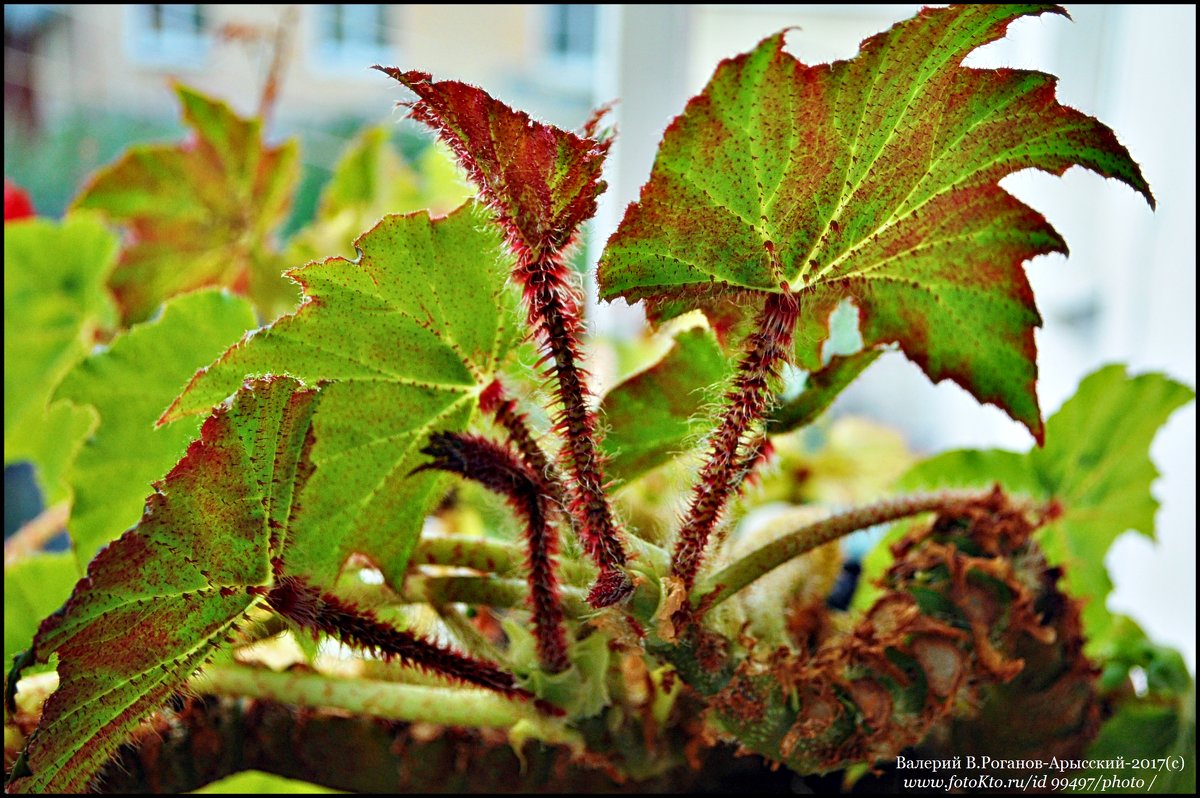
[124, 4, 212, 69]
[310, 4, 394, 75]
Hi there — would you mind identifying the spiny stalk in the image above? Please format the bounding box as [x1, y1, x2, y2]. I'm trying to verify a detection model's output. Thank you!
[671, 290, 800, 599]
[372, 66, 631, 607]
[260, 576, 556, 710]
[416, 432, 571, 673]
[518, 252, 632, 607]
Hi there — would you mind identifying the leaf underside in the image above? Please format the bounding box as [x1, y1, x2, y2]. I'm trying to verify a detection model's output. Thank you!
[168, 203, 521, 588]
[598, 4, 1153, 441]
[10, 378, 318, 794]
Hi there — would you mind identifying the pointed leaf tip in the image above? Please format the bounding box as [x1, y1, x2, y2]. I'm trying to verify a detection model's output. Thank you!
[375, 67, 610, 257]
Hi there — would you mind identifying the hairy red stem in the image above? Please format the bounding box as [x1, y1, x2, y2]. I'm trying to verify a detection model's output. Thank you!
[261, 576, 557, 709]
[671, 291, 800, 596]
[416, 432, 571, 673]
[516, 252, 632, 608]
[480, 379, 561, 500]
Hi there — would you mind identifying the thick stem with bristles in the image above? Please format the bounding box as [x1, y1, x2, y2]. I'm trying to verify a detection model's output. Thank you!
[261, 577, 552, 710]
[693, 489, 995, 609]
[416, 432, 571, 673]
[517, 252, 632, 608]
[671, 291, 799, 597]
[480, 378, 562, 498]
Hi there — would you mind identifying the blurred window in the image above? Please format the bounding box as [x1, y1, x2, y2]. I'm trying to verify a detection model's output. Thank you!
[314, 4, 391, 69]
[542, 4, 595, 92]
[547, 4, 595, 62]
[126, 4, 211, 68]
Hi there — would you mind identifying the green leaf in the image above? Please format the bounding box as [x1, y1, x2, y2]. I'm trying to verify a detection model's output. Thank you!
[4, 215, 118, 503]
[9, 378, 319, 794]
[286, 128, 470, 264]
[598, 5, 1153, 440]
[73, 84, 299, 323]
[4, 553, 80, 676]
[1091, 615, 1192, 698]
[167, 203, 521, 588]
[1036, 368, 1194, 646]
[191, 770, 342, 794]
[1081, 697, 1196, 793]
[895, 366, 1194, 643]
[1080, 618, 1195, 793]
[601, 327, 729, 482]
[768, 349, 881, 433]
[54, 289, 256, 566]
[901, 447, 1037, 495]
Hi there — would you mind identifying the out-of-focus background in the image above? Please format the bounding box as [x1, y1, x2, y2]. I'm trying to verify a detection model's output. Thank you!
[5, 4, 1195, 665]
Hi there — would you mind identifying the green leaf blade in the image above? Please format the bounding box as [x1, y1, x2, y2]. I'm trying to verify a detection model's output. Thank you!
[10, 378, 319, 794]
[168, 203, 521, 587]
[55, 289, 256, 565]
[1032, 367, 1194, 641]
[4, 553, 80, 675]
[4, 215, 118, 503]
[601, 327, 730, 483]
[599, 5, 1153, 439]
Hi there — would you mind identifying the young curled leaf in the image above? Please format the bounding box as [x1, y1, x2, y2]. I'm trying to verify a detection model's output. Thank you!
[707, 489, 1098, 773]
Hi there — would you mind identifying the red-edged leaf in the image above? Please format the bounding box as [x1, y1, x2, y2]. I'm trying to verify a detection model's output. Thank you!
[72, 84, 299, 323]
[598, 5, 1153, 441]
[8, 378, 318, 793]
[372, 66, 610, 257]
[372, 68, 633, 604]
